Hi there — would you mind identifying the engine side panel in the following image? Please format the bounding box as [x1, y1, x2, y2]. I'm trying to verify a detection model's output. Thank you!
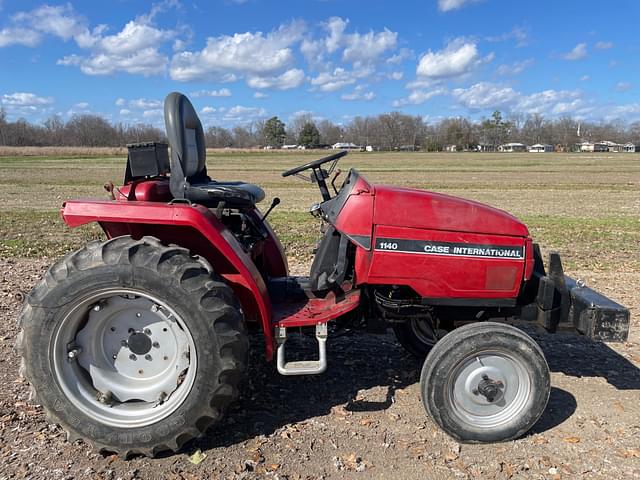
[366, 225, 526, 300]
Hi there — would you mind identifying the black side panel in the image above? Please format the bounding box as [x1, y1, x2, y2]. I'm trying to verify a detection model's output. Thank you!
[309, 226, 342, 292]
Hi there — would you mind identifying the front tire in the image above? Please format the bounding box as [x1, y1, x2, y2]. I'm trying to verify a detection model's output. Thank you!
[420, 322, 550, 443]
[18, 236, 248, 457]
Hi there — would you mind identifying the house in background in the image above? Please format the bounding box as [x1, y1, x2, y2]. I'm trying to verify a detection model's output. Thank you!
[529, 143, 553, 153]
[332, 142, 361, 150]
[498, 142, 527, 152]
[444, 144, 457, 152]
[579, 141, 608, 152]
[623, 142, 637, 152]
[476, 143, 496, 152]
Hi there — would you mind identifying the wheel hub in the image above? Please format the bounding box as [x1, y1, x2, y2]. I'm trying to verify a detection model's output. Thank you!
[449, 351, 530, 427]
[127, 331, 152, 355]
[75, 295, 191, 404]
[476, 374, 504, 403]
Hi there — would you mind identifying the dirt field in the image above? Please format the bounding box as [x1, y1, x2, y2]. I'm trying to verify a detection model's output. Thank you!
[0, 151, 639, 479]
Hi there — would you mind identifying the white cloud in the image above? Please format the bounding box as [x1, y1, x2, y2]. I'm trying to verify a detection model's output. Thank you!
[142, 109, 163, 119]
[247, 68, 305, 90]
[615, 82, 633, 92]
[389, 71, 404, 80]
[129, 98, 162, 109]
[341, 85, 376, 101]
[119, 108, 131, 115]
[486, 26, 529, 47]
[580, 75, 590, 82]
[497, 58, 534, 76]
[417, 39, 487, 79]
[387, 48, 413, 65]
[191, 88, 232, 97]
[11, 4, 95, 47]
[74, 102, 89, 109]
[170, 21, 305, 81]
[0, 28, 41, 47]
[201, 106, 217, 114]
[393, 87, 447, 106]
[342, 28, 397, 66]
[254, 91, 268, 99]
[1, 92, 53, 106]
[115, 98, 126, 106]
[595, 41, 613, 50]
[301, 16, 398, 69]
[310, 66, 372, 92]
[4, 3, 181, 76]
[450, 82, 590, 117]
[222, 105, 267, 124]
[562, 43, 587, 61]
[438, 0, 479, 12]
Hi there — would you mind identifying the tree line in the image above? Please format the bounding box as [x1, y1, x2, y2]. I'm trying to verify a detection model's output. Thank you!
[2, 107, 639, 151]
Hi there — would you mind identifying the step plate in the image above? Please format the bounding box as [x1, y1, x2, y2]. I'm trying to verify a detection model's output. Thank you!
[272, 289, 361, 328]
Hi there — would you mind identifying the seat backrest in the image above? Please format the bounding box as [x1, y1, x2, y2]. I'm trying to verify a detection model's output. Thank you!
[164, 92, 207, 198]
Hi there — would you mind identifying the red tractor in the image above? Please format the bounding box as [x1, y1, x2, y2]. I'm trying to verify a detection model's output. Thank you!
[18, 92, 630, 457]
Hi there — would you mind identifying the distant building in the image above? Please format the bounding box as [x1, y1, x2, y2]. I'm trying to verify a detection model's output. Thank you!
[282, 144, 298, 150]
[623, 142, 637, 153]
[332, 142, 361, 150]
[498, 142, 527, 152]
[529, 143, 553, 153]
[476, 143, 496, 152]
[579, 141, 608, 152]
[444, 144, 457, 152]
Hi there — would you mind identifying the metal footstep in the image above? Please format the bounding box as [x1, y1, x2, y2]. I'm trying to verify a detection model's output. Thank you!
[275, 323, 328, 375]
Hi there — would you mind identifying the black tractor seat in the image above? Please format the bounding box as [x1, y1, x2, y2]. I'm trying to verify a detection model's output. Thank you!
[183, 178, 265, 208]
[164, 92, 265, 209]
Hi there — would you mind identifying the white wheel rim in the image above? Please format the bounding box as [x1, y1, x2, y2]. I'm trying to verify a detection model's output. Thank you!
[51, 288, 197, 428]
[446, 349, 531, 428]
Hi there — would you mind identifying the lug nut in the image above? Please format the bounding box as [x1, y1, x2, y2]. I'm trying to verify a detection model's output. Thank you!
[152, 341, 160, 348]
[145, 354, 152, 361]
[67, 348, 81, 359]
[129, 354, 137, 361]
[151, 305, 159, 313]
[97, 391, 111, 404]
[144, 328, 151, 335]
[93, 304, 101, 312]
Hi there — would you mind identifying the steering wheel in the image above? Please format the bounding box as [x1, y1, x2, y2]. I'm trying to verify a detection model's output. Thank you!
[281, 150, 348, 177]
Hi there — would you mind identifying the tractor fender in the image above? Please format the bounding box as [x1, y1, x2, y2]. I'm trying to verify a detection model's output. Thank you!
[61, 199, 275, 359]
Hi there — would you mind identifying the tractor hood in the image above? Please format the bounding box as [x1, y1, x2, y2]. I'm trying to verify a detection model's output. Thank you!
[372, 185, 529, 237]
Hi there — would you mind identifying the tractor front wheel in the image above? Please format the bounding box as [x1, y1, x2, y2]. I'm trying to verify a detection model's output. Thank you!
[18, 236, 248, 457]
[420, 322, 550, 443]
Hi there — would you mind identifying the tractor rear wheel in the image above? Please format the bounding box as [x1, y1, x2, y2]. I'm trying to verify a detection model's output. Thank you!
[420, 322, 550, 443]
[17, 236, 248, 457]
[392, 313, 443, 357]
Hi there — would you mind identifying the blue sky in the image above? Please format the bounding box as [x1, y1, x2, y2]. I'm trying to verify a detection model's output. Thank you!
[1, 0, 639, 128]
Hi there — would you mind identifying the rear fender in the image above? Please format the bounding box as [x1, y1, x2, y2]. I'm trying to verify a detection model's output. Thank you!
[62, 200, 275, 359]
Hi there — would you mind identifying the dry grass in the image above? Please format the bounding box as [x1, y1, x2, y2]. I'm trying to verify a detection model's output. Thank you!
[0, 150, 638, 272]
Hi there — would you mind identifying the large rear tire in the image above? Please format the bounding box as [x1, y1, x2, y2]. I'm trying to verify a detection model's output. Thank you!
[17, 236, 248, 457]
[392, 315, 441, 358]
[420, 322, 550, 443]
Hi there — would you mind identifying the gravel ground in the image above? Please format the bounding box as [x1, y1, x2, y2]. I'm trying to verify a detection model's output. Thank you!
[0, 258, 638, 480]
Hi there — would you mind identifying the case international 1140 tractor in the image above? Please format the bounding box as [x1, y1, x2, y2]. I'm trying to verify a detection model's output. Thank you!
[17, 92, 630, 458]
